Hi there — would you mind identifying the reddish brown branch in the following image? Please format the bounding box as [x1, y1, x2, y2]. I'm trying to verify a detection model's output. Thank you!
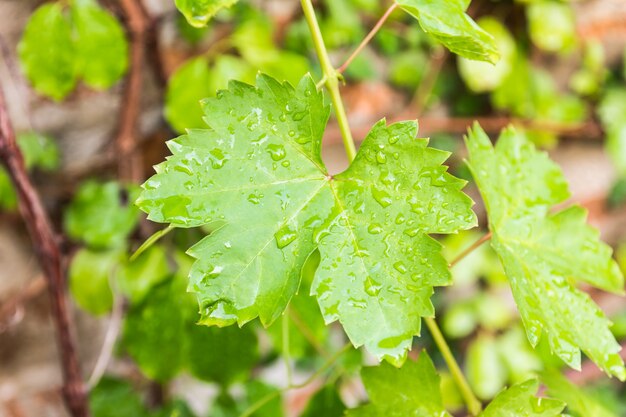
[0, 89, 89, 416]
[116, 0, 150, 182]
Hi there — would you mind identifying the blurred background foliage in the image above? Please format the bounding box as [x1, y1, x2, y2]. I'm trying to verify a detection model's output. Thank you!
[1, 0, 626, 416]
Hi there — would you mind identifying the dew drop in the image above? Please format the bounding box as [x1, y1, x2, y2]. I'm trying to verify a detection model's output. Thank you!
[275, 225, 297, 249]
[267, 144, 286, 161]
[393, 261, 408, 274]
[367, 223, 383, 234]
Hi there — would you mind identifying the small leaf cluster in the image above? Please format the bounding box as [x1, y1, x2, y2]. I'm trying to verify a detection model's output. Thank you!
[19, 0, 128, 100]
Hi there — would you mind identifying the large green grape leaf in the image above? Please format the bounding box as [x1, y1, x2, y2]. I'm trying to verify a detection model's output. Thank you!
[542, 369, 618, 417]
[72, 0, 128, 90]
[18, 3, 77, 100]
[175, 0, 238, 28]
[346, 351, 451, 417]
[395, 0, 499, 63]
[466, 125, 626, 380]
[480, 379, 564, 417]
[137, 74, 475, 363]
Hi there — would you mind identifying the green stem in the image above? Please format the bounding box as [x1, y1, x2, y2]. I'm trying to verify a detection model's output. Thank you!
[425, 317, 482, 416]
[238, 343, 352, 417]
[282, 312, 293, 386]
[301, 0, 356, 161]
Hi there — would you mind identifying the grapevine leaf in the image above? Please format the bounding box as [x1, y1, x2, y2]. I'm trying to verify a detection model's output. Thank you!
[71, 0, 128, 89]
[117, 245, 171, 304]
[186, 323, 259, 386]
[346, 351, 451, 417]
[18, 3, 77, 100]
[175, 0, 239, 28]
[17, 132, 60, 170]
[301, 384, 346, 417]
[527, 1, 576, 53]
[65, 181, 140, 249]
[395, 0, 499, 64]
[122, 276, 190, 382]
[90, 377, 149, 417]
[152, 401, 197, 417]
[137, 74, 475, 362]
[466, 125, 626, 380]
[69, 248, 122, 315]
[542, 369, 618, 417]
[598, 88, 626, 175]
[480, 379, 565, 417]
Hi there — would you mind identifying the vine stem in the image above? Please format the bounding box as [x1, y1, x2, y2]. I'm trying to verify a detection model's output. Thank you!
[449, 231, 492, 268]
[424, 317, 482, 416]
[238, 343, 352, 417]
[0, 86, 89, 416]
[337, 3, 398, 74]
[301, 0, 356, 161]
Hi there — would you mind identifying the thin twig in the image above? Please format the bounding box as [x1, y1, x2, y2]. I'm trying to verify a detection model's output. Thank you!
[449, 232, 492, 268]
[116, 0, 150, 182]
[337, 3, 398, 74]
[0, 86, 89, 417]
[0, 275, 46, 332]
[411, 49, 447, 116]
[87, 295, 125, 389]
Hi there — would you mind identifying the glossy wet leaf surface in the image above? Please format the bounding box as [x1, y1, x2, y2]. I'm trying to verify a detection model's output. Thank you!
[466, 125, 626, 380]
[346, 351, 451, 417]
[480, 379, 564, 417]
[395, 0, 499, 63]
[175, 0, 239, 27]
[137, 74, 475, 363]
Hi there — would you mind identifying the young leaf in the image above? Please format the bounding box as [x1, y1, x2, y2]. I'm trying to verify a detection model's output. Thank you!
[17, 132, 60, 170]
[480, 379, 564, 417]
[71, 0, 129, 90]
[346, 351, 451, 417]
[466, 125, 626, 380]
[69, 248, 121, 315]
[137, 74, 476, 363]
[395, 0, 499, 63]
[542, 369, 618, 417]
[18, 3, 77, 100]
[175, 0, 238, 28]
[90, 377, 149, 417]
[65, 181, 140, 249]
[117, 244, 171, 304]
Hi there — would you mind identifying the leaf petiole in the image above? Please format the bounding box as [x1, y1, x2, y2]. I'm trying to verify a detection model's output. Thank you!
[129, 224, 175, 262]
[449, 231, 492, 268]
[337, 3, 399, 74]
[424, 317, 482, 416]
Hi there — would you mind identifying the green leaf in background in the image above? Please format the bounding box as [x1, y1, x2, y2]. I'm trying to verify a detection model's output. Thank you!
[90, 377, 149, 417]
[480, 379, 564, 417]
[137, 73, 475, 363]
[18, 3, 77, 100]
[122, 276, 190, 382]
[164, 56, 254, 134]
[542, 369, 618, 417]
[175, 0, 238, 28]
[17, 132, 60, 170]
[396, 0, 499, 63]
[69, 248, 121, 315]
[466, 125, 626, 380]
[458, 17, 516, 92]
[186, 323, 259, 387]
[117, 244, 171, 304]
[65, 181, 140, 249]
[496, 326, 542, 384]
[151, 401, 197, 417]
[466, 333, 507, 400]
[72, 0, 129, 90]
[301, 384, 346, 417]
[598, 88, 626, 175]
[231, 16, 309, 87]
[346, 351, 451, 416]
[527, 1, 576, 53]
